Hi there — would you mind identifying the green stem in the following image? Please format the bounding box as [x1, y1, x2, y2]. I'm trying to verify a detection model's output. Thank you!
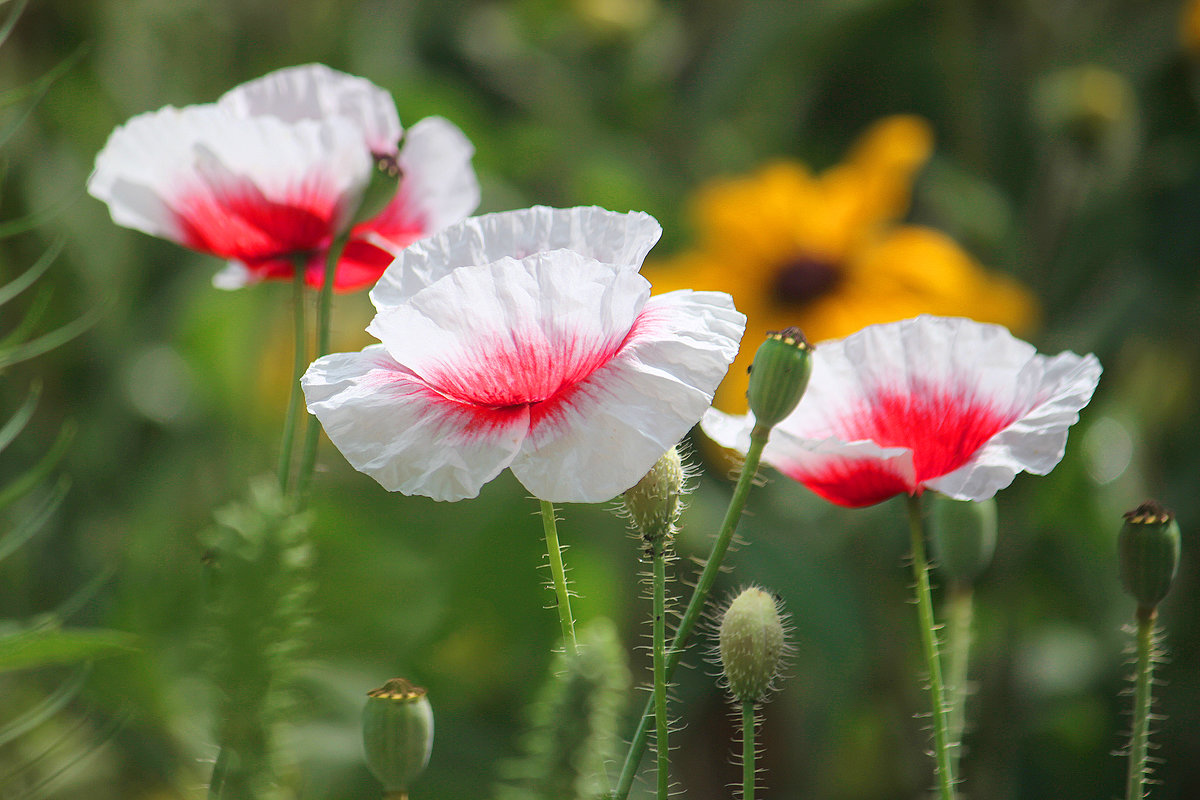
[944, 579, 974, 778]
[207, 747, 228, 800]
[652, 536, 669, 800]
[742, 700, 756, 800]
[539, 499, 578, 655]
[906, 493, 957, 800]
[613, 426, 770, 799]
[295, 235, 348, 499]
[1125, 606, 1157, 800]
[276, 264, 308, 495]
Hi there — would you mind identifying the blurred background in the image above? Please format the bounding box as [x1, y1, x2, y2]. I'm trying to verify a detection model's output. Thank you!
[2, 0, 1200, 798]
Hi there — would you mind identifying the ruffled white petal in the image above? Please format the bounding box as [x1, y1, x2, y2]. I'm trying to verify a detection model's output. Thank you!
[302, 345, 526, 501]
[218, 63, 402, 155]
[926, 350, 1102, 500]
[369, 206, 663, 309]
[87, 104, 371, 245]
[385, 116, 480, 237]
[367, 251, 649, 394]
[510, 290, 746, 502]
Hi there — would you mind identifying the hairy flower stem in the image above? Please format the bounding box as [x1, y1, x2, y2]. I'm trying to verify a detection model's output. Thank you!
[614, 427, 769, 799]
[1125, 605, 1157, 800]
[296, 235, 349, 500]
[540, 500, 578, 655]
[276, 264, 308, 494]
[944, 579, 974, 777]
[652, 536, 669, 800]
[742, 699, 756, 800]
[906, 493, 957, 800]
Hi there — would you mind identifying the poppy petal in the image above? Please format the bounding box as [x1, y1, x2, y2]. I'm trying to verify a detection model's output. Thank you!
[302, 345, 527, 501]
[369, 206, 663, 309]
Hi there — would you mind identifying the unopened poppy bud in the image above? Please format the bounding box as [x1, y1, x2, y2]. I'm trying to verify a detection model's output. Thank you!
[717, 587, 789, 704]
[746, 327, 813, 431]
[349, 152, 403, 228]
[1119, 500, 1181, 610]
[362, 678, 433, 796]
[622, 445, 684, 542]
[929, 494, 997, 582]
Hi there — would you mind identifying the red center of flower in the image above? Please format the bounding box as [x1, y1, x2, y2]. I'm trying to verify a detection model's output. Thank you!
[771, 255, 841, 306]
[840, 382, 1019, 486]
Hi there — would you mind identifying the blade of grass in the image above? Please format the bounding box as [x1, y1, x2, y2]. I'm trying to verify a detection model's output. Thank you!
[0, 421, 74, 511]
[0, 665, 89, 747]
[0, 475, 68, 563]
[0, 239, 61, 305]
[0, 380, 41, 455]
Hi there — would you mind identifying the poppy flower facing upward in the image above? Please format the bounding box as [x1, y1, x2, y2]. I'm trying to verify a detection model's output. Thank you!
[302, 206, 746, 503]
[702, 315, 1101, 508]
[88, 63, 479, 292]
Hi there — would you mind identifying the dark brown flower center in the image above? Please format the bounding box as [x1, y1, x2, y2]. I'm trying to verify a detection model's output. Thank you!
[771, 255, 841, 306]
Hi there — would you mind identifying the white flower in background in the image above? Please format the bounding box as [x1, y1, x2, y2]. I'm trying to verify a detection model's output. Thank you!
[88, 63, 479, 292]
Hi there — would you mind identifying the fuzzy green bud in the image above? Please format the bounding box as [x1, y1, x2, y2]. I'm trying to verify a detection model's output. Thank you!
[1119, 500, 1181, 610]
[746, 327, 813, 430]
[622, 445, 684, 543]
[362, 678, 433, 796]
[349, 153, 403, 228]
[718, 587, 788, 704]
[929, 494, 997, 582]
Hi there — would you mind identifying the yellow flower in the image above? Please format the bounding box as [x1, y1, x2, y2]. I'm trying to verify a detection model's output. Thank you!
[645, 115, 1037, 413]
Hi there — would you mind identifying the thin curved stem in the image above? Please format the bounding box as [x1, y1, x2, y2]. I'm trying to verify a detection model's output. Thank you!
[276, 264, 307, 494]
[539, 499, 578, 655]
[944, 579, 974, 778]
[906, 493, 957, 800]
[295, 235, 348, 499]
[1125, 606, 1157, 800]
[742, 700, 756, 800]
[613, 426, 769, 798]
[652, 537, 669, 800]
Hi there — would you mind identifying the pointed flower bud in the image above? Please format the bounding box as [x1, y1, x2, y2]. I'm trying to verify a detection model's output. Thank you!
[929, 494, 998, 582]
[1119, 500, 1181, 610]
[349, 152, 403, 228]
[717, 587, 789, 704]
[362, 677, 434, 796]
[622, 445, 685, 544]
[746, 327, 813, 431]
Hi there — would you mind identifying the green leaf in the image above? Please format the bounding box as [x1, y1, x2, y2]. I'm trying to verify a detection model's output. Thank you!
[0, 665, 89, 747]
[0, 626, 139, 673]
[0, 380, 41, 456]
[0, 475, 67, 564]
[0, 422, 74, 511]
[0, 239, 61, 305]
[0, 303, 105, 371]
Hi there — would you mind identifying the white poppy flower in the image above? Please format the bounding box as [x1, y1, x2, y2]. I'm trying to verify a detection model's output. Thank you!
[88, 63, 479, 292]
[303, 208, 745, 502]
[702, 315, 1102, 507]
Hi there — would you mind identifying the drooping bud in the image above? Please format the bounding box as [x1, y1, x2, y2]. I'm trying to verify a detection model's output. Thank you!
[362, 677, 433, 796]
[1118, 500, 1181, 610]
[622, 445, 685, 544]
[746, 327, 813, 431]
[717, 587, 789, 704]
[349, 152, 403, 228]
[928, 494, 997, 582]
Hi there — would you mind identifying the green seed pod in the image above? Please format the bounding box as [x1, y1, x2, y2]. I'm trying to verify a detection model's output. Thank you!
[928, 494, 998, 582]
[718, 587, 788, 704]
[746, 327, 813, 430]
[1118, 500, 1181, 610]
[622, 445, 684, 544]
[362, 678, 433, 796]
[349, 153, 403, 228]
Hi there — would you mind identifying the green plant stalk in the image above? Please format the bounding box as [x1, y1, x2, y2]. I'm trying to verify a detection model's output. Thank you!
[1125, 605, 1157, 800]
[296, 235, 349, 499]
[742, 699, 756, 800]
[944, 579, 973, 777]
[277, 264, 308, 494]
[614, 427, 769, 799]
[906, 493, 957, 800]
[652, 536, 669, 800]
[540, 500, 578, 655]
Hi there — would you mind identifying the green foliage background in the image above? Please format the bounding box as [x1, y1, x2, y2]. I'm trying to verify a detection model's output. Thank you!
[2, 0, 1200, 798]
